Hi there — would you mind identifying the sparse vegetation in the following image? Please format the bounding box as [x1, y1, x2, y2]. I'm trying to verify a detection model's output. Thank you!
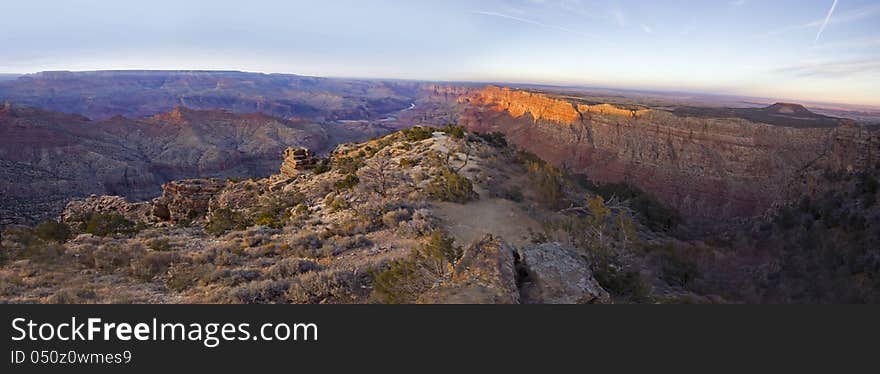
[34, 220, 71, 243]
[526, 160, 567, 209]
[402, 126, 434, 141]
[206, 208, 249, 235]
[334, 174, 360, 190]
[84, 214, 141, 237]
[476, 131, 508, 148]
[440, 124, 465, 139]
[312, 159, 332, 174]
[581, 179, 681, 232]
[427, 168, 477, 203]
[371, 230, 461, 303]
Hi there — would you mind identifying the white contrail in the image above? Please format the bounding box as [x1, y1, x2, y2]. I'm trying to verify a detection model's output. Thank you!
[471, 10, 596, 39]
[816, 0, 839, 42]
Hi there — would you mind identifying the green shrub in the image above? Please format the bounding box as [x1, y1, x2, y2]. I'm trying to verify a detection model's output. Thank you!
[427, 169, 477, 203]
[399, 158, 417, 168]
[84, 214, 140, 237]
[476, 131, 508, 148]
[205, 208, 249, 235]
[34, 220, 71, 242]
[334, 156, 363, 175]
[371, 258, 428, 304]
[588, 181, 681, 232]
[441, 124, 465, 139]
[496, 186, 524, 202]
[312, 159, 332, 174]
[371, 230, 461, 303]
[334, 174, 360, 190]
[527, 161, 567, 209]
[328, 197, 349, 213]
[643, 243, 700, 289]
[403, 126, 434, 142]
[252, 191, 306, 229]
[591, 250, 653, 303]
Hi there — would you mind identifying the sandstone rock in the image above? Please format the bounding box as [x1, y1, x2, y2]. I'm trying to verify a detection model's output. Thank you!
[517, 243, 611, 304]
[151, 179, 225, 222]
[280, 147, 317, 178]
[417, 236, 519, 304]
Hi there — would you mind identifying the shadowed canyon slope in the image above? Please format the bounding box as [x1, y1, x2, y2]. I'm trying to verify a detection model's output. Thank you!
[455, 86, 879, 223]
[0, 104, 331, 225]
[0, 72, 469, 225]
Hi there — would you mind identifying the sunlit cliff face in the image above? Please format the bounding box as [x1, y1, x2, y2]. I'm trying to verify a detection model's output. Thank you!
[454, 86, 878, 224]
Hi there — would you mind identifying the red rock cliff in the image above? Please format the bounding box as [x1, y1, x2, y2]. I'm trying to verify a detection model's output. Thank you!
[456, 86, 878, 223]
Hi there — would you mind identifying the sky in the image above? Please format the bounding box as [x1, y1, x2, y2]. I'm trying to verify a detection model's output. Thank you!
[1, 0, 878, 105]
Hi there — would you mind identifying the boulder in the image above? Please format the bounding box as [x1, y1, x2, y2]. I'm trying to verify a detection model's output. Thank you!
[517, 242, 611, 304]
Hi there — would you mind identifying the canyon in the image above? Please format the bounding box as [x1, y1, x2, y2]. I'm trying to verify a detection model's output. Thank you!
[3, 74, 878, 229]
[1, 72, 878, 303]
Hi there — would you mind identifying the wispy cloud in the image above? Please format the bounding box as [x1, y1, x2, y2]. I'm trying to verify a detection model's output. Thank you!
[640, 24, 653, 33]
[471, 10, 596, 38]
[763, 3, 880, 38]
[610, 6, 627, 27]
[773, 58, 880, 78]
[729, 0, 746, 6]
[815, 0, 839, 42]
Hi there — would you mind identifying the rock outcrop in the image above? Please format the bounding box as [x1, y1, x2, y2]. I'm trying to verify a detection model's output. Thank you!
[151, 179, 225, 223]
[517, 243, 611, 304]
[61, 195, 151, 224]
[280, 148, 317, 177]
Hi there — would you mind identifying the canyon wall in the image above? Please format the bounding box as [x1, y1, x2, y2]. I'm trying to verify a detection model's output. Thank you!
[456, 86, 879, 223]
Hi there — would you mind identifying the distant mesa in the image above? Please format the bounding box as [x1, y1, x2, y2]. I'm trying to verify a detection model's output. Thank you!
[764, 102, 815, 116]
[672, 102, 842, 128]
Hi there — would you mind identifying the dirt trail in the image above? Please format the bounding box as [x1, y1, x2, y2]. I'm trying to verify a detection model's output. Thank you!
[433, 198, 542, 248]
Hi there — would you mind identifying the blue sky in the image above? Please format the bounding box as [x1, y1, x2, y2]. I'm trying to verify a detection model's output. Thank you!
[1, 0, 878, 105]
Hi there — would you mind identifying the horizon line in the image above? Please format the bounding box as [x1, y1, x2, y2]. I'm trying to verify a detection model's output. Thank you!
[1, 68, 878, 110]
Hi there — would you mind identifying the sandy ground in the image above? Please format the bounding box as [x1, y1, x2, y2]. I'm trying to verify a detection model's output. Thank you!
[433, 198, 542, 248]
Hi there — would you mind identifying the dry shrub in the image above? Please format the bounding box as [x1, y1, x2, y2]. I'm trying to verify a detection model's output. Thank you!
[165, 263, 216, 292]
[130, 252, 179, 281]
[267, 258, 321, 280]
[82, 245, 139, 272]
[227, 280, 290, 304]
[287, 269, 364, 304]
[382, 208, 411, 228]
[397, 209, 437, 238]
[286, 231, 323, 258]
[46, 287, 97, 304]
